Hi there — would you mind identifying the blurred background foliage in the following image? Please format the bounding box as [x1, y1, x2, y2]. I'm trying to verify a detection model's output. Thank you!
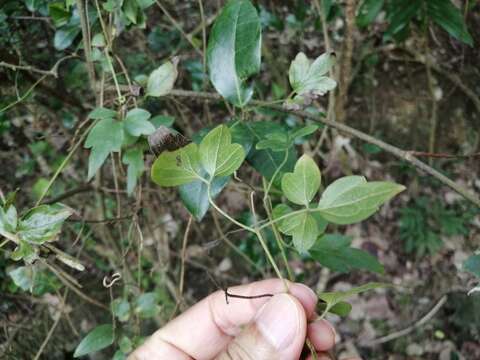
[0, 0, 479, 359]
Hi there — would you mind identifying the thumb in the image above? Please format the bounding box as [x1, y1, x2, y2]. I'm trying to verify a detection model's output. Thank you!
[216, 293, 307, 360]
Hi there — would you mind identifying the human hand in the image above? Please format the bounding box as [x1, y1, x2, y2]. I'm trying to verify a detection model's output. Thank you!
[129, 279, 361, 360]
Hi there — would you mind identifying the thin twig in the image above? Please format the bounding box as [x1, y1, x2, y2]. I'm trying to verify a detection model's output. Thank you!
[385, 46, 480, 115]
[35, 121, 96, 206]
[0, 61, 58, 77]
[249, 191, 287, 287]
[168, 89, 480, 207]
[197, 0, 207, 74]
[32, 291, 68, 360]
[110, 153, 122, 218]
[76, 0, 97, 103]
[314, 0, 336, 123]
[363, 295, 447, 346]
[43, 185, 93, 204]
[178, 216, 193, 298]
[155, 0, 203, 56]
[211, 210, 264, 274]
[407, 151, 480, 159]
[0, 55, 76, 114]
[425, 40, 438, 165]
[42, 260, 108, 310]
[335, 0, 356, 123]
[67, 214, 134, 223]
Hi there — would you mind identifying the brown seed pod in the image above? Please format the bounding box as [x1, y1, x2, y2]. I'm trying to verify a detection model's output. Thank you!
[147, 126, 191, 156]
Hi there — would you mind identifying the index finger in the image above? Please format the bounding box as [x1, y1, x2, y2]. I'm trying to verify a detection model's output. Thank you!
[129, 278, 317, 360]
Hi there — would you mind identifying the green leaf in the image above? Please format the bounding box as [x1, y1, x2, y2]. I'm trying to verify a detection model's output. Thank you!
[123, 0, 138, 24]
[318, 282, 391, 314]
[272, 203, 292, 225]
[49, 2, 70, 27]
[310, 234, 384, 273]
[84, 118, 124, 180]
[319, 176, 366, 206]
[91, 33, 106, 47]
[385, 0, 421, 37]
[31, 178, 50, 201]
[134, 292, 160, 318]
[88, 107, 117, 120]
[122, 148, 144, 195]
[291, 213, 319, 253]
[112, 298, 131, 322]
[151, 143, 202, 186]
[281, 154, 321, 206]
[290, 125, 319, 140]
[329, 301, 353, 317]
[318, 177, 405, 225]
[357, 0, 384, 28]
[199, 125, 246, 178]
[300, 53, 337, 95]
[8, 266, 35, 291]
[0, 205, 17, 235]
[256, 132, 289, 152]
[118, 336, 133, 354]
[274, 206, 320, 253]
[229, 120, 254, 154]
[3, 190, 19, 209]
[245, 122, 297, 186]
[427, 0, 473, 46]
[362, 143, 382, 154]
[317, 300, 352, 317]
[74, 324, 114, 358]
[17, 204, 73, 244]
[11, 240, 39, 263]
[207, 0, 261, 107]
[150, 115, 175, 128]
[464, 254, 480, 278]
[147, 59, 178, 97]
[272, 204, 328, 245]
[288, 52, 337, 98]
[289, 52, 310, 92]
[311, 211, 328, 234]
[54, 25, 80, 50]
[24, 0, 37, 11]
[137, 0, 155, 9]
[113, 350, 127, 360]
[124, 108, 155, 137]
[179, 175, 230, 221]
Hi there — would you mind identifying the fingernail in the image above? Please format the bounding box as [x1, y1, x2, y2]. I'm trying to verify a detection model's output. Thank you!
[255, 294, 300, 350]
[318, 319, 337, 343]
[296, 283, 318, 304]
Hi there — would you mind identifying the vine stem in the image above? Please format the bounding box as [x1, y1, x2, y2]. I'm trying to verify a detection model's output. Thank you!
[249, 191, 286, 288]
[155, 0, 202, 56]
[75, 0, 96, 102]
[207, 184, 285, 282]
[32, 290, 68, 360]
[207, 184, 255, 234]
[254, 228, 285, 284]
[168, 89, 480, 208]
[263, 149, 289, 203]
[35, 121, 96, 206]
[261, 150, 294, 281]
[0, 55, 76, 114]
[104, 48, 124, 104]
[179, 215, 193, 298]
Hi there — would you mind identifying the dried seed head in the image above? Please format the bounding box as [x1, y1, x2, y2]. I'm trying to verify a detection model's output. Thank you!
[148, 126, 190, 155]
